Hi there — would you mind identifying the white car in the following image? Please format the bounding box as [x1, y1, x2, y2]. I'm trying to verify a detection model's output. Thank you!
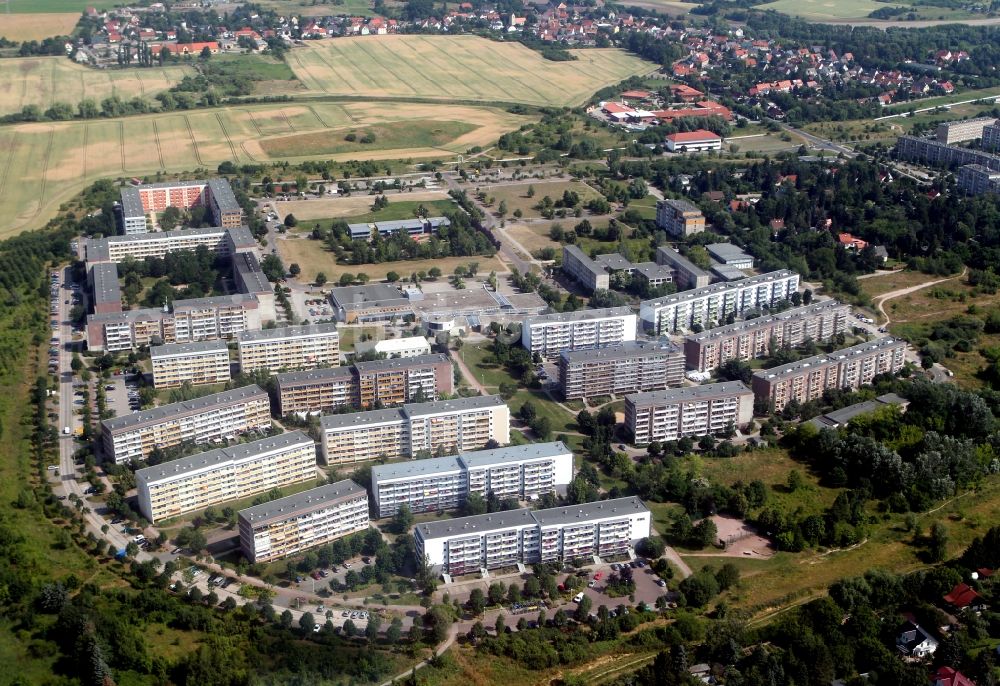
[573, 592, 585, 603]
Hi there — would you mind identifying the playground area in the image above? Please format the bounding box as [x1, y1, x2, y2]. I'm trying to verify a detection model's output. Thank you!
[708, 515, 774, 559]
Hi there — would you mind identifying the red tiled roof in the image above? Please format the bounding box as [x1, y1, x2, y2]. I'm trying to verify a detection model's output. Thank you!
[934, 667, 976, 686]
[943, 583, 980, 609]
[666, 129, 721, 143]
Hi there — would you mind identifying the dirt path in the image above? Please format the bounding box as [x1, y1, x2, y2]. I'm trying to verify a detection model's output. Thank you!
[872, 268, 966, 326]
[450, 349, 489, 395]
[663, 546, 693, 579]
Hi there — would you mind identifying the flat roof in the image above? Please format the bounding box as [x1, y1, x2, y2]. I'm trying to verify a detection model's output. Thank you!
[88, 307, 167, 325]
[320, 407, 406, 431]
[355, 336, 430, 354]
[90, 263, 122, 305]
[531, 496, 649, 527]
[207, 178, 242, 213]
[632, 262, 676, 280]
[233, 252, 271, 295]
[353, 353, 448, 374]
[657, 197, 701, 214]
[711, 264, 748, 281]
[276, 366, 354, 387]
[402, 394, 504, 418]
[372, 455, 464, 483]
[328, 284, 409, 311]
[172, 293, 258, 310]
[684, 301, 848, 343]
[706, 243, 752, 261]
[753, 338, 906, 380]
[655, 246, 710, 277]
[102, 384, 268, 433]
[562, 244, 607, 278]
[594, 253, 633, 271]
[641, 270, 798, 310]
[416, 508, 538, 539]
[227, 226, 257, 251]
[561, 340, 680, 364]
[120, 186, 145, 218]
[523, 306, 635, 327]
[627, 381, 752, 407]
[136, 430, 312, 483]
[238, 479, 365, 526]
[458, 441, 569, 468]
[238, 322, 339, 343]
[151, 339, 229, 359]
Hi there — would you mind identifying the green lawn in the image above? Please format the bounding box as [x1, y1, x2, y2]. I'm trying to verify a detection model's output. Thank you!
[753, 0, 906, 19]
[454, 340, 515, 390]
[261, 120, 477, 158]
[211, 53, 297, 81]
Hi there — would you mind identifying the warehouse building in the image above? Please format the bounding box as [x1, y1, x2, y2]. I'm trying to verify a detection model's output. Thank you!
[625, 382, 754, 445]
[101, 385, 271, 464]
[136, 431, 316, 523]
[655, 198, 705, 237]
[683, 300, 851, 372]
[558, 341, 684, 400]
[150, 339, 231, 389]
[328, 284, 412, 323]
[319, 395, 509, 464]
[705, 243, 755, 270]
[371, 442, 574, 517]
[521, 306, 637, 359]
[414, 497, 651, 575]
[238, 480, 369, 563]
[665, 129, 723, 153]
[562, 245, 610, 293]
[237, 323, 340, 374]
[751, 338, 908, 412]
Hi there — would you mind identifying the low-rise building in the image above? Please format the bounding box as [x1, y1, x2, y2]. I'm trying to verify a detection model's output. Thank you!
[371, 442, 574, 517]
[705, 243, 754, 270]
[237, 323, 340, 374]
[101, 385, 271, 464]
[751, 338, 907, 412]
[150, 340, 231, 388]
[238, 480, 369, 563]
[562, 244, 610, 293]
[521, 306, 637, 359]
[654, 246, 712, 289]
[414, 497, 651, 575]
[354, 336, 431, 358]
[558, 341, 684, 400]
[328, 284, 411, 323]
[683, 301, 851, 372]
[136, 431, 316, 523]
[625, 382, 755, 445]
[320, 395, 510, 464]
[665, 129, 723, 152]
[656, 198, 706, 237]
[805, 392, 908, 430]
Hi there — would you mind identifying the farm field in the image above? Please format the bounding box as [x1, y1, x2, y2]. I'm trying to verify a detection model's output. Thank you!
[610, 0, 699, 14]
[0, 13, 79, 41]
[0, 101, 532, 238]
[286, 35, 656, 106]
[256, 0, 379, 16]
[260, 119, 477, 157]
[1, 0, 118, 10]
[754, 0, 907, 20]
[0, 57, 193, 116]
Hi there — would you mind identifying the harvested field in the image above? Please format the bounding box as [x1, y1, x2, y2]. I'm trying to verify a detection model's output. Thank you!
[287, 35, 656, 106]
[0, 13, 80, 41]
[260, 119, 476, 157]
[753, 0, 906, 20]
[3, 0, 119, 9]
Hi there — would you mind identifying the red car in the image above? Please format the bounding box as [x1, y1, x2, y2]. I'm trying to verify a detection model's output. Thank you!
[593, 572, 603, 581]
[311, 571, 322, 580]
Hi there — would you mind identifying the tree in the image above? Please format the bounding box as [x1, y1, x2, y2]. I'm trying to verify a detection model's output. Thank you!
[574, 595, 592, 622]
[929, 522, 949, 562]
[315, 272, 328, 287]
[488, 582, 506, 606]
[284, 214, 298, 228]
[692, 518, 718, 549]
[468, 588, 485, 616]
[386, 271, 400, 283]
[160, 206, 183, 230]
[339, 272, 354, 286]
[200, 45, 212, 60]
[386, 618, 402, 644]
[344, 619, 357, 637]
[365, 613, 382, 640]
[393, 504, 413, 533]
[787, 469, 804, 492]
[289, 263, 301, 277]
[299, 612, 316, 633]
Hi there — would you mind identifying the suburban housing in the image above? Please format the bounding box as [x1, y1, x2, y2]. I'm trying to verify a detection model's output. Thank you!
[625, 381, 755, 445]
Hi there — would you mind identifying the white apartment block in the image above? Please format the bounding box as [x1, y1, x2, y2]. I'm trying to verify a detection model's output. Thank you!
[370, 442, 574, 518]
[319, 395, 510, 465]
[237, 323, 340, 374]
[625, 382, 754, 446]
[935, 117, 1000, 144]
[640, 270, 800, 335]
[984, 124, 1000, 152]
[150, 340, 231, 389]
[558, 341, 684, 401]
[414, 497, 651, 576]
[238, 480, 370, 563]
[521, 306, 637, 359]
[683, 300, 851, 372]
[101, 385, 272, 464]
[752, 338, 907, 412]
[84, 226, 257, 264]
[135, 431, 316, 523]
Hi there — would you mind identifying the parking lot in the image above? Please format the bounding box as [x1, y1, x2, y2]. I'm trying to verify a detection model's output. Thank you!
[103, 374, 141, 417]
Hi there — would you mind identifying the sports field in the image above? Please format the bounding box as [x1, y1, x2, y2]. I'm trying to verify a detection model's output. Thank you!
[0, 101, 530, 238]
[0, 57, 193, 116]
[754, 0, 906, 19]
[286, 35, 656, 106]
[0, 13, 79, 41]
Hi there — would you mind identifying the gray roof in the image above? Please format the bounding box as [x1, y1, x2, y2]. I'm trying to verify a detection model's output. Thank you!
[806, 392, 909, 430]
[684, 301, 848, 343]
[523, 306, 635, 327]
[276, 366, 354, 388]
[560, 340, 680, 364]
[90, 263, 122, 305]
[458, 441, 569, 468]
[658, 197, 701, 214]
[328, 284, 408, 311]
[102, 384, 268, 433]
[562, 244, 607, 279]
[372, 455, 464, 483]
[88, 307, 167, 325]
[207, 178, 242, 214]
[172, 293, 258, 311]
[753, 338, 906, 381]
[151, 339, 229, 358]
[136, 430, 313, 483]
[655, 246, 710, 278]
[531, 496, 649, 527]
[353, 353, 448, 374]
[594, 253, 633, 271]
[320, 407, 406, 431]
[238, 479, 366, 526]
[711, 264, 748, 281]
[84, 238, 112, 263]
[627, 381, 753, 408]
[641, 270, 798, 310]
[706, 243, 752, 262]
[120, 186, 145, 219]
[233, 252, 271, 295]
[632, 262, 676, 281]
[227, 226, 258, 251]
[402, 394, 504, 418]
[238, 323, 339, 344]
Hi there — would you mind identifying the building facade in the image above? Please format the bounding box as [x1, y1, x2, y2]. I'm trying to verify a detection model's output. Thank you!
[319, 395, 510, 464]
[117, 178, 244, 234]
[101, 385, 272, 464]
[237, 323, 340, 374]
[238, 480, 370, 563]
[558, 341, 684, 400]
[150, 340, 231, 388]
[683, 300, 851, 372]
[562, 244, 610, 293]
[935, 117, 1000, 144]
[665, 130, 723, 152]
[414, 497, 651, 575]
[984, 124, 1000, 152]
[640, 270, 800, 335]
[625, 382, 755, 445]
[84, 226, 256, 265]
[655, 198, 705, 237]
[371, 442, 574, 518]
[751, 338, 908, 412]
[655, 246, 712, 289]
[136, 431, 316, 523]
[895, 135, 1000, 172]
[957, 164, 1000, 195]
[521, 306, 637, 359]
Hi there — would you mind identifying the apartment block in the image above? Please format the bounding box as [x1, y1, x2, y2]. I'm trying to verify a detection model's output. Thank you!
[521, 306, 637, 359]
[150, 340, 231, 389]
[232, 251, 276, 323]
[117, 178, 245, 234]
[751, 337, 908, 412]
[275, 353, 454, 415]
[558, 341, 684, 401]
[136, 431, 316, 523]
[237, 323, 340, 374]
[101, 385, 272, 464]
[414, 497, 651, 575]
[319, 395, 510, 464]
[935, 117, 999, 144]
[84, 226, 256, 265]
[655, 198, 705, 237]
[562, 245, 610, 293]
[238, 480, 369, 563]
[895, 135, 1000, 172]
[957, 164, 1000, 195]
[625, 382, 754, 445]
[984, 124, 1000, 152]
[683, 300, 851, 372]
[89, 263, 122, 315]
[655, 246, 712, 289]
[639, 270, 800, 335]
[371, 442, 574, 518]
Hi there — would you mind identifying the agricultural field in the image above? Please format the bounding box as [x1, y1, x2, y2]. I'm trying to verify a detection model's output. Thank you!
[286, 35, 656, 107]
[0, 101, 532, 238]
[256, 0, 380, 16]
[610, 0, 699, 15]
[0, 13, 79, 41]
[0, 57, 193, 116]
[260, 119, 477, 157]
[1, 0, 118, 10]
[754, 0, 907, 20]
